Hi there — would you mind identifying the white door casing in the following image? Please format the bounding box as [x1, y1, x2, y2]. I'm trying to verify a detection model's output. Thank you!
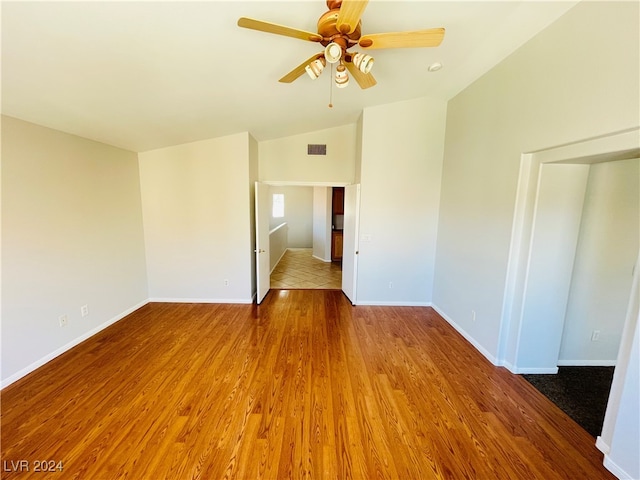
[255, 182, 271, 303]
[342, 184, 361, 304]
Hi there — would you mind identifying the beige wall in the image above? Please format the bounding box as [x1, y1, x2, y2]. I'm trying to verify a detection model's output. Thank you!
[1, 115, 148, 385]
[138, 132, 254, 302]
[560, 158, 640, 364]
[259, 124, 356, 184]
[357, 96, 447, 305]
[268, 186, 313, 248]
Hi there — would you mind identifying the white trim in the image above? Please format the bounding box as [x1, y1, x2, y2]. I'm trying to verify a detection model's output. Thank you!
[268, 222, 287, 235]
[431, 304, 499, 366]
[148, 297, 253, 304]
[557, 359, 617, 367]
[603, 454, 636, 480]
[501, 360, 518, 374]
[261, 181, 349, 187]
[1, 300, 148, 389]
[355, 300, 431, 307]
[312, 255, 332, 263]
[530, 127, 640, 164]
[498, 153, 534, 363]
[511, 367, 559, 374]
[596, 436, 611, 455]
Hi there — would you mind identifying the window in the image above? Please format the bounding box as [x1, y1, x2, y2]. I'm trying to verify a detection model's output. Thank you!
[272, 193, 284, 218]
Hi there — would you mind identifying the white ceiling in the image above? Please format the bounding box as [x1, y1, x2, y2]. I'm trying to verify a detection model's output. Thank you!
[1, 1, 580, 152]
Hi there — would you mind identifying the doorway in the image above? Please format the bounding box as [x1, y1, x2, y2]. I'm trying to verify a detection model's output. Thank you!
[522, 156, 638, 438]
[255, 182, 360, 302]
[498, 128, 640, 448]
[265, 185, 342, 290]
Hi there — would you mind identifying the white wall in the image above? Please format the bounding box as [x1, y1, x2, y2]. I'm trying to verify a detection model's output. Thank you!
[269, 223, 288, 272]
[560, 159, 640, 365]
[268, 186, 313, 248]
[259, 124, 356, 184]
[357, 96, 447, 305]
[312, 187, 332, 262]
[433, 1, 640, 361]
[138, 132, 254, 302]
[515, 164, 589, 372]
[1, 116, 148, 386]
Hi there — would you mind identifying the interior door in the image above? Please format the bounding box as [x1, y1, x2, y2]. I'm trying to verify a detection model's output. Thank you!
[342, 184, 360, 304]
[255, 182, 271, 303]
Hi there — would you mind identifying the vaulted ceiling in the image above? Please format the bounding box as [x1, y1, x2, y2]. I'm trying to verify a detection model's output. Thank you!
[1, 1, 579, 152]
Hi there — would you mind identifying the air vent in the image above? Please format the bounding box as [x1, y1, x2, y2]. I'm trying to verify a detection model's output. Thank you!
[307, 144, 327, 156]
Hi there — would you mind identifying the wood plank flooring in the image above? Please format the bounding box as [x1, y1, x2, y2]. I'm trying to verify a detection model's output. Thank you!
[1, 290, 614, 479]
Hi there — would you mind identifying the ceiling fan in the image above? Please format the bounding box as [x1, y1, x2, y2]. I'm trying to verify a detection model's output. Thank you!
[237, 0, 445, 90]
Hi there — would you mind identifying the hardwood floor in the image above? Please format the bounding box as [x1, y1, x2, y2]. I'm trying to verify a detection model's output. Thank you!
[1, 290, 614, 479]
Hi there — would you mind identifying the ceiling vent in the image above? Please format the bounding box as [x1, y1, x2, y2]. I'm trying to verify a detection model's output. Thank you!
[307, 144, 327, 156]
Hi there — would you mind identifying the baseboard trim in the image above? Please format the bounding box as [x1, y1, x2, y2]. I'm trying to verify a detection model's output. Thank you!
[603, 453, 635, 480]
[355, 300, 432, 307]
[557, 359, 617, 367]
[148, 297, 253, 304]
[1, 300, 149, 389]
[500, 360, 518, 374]
[430, 304, 499, 366]
[312, 254, 332, 263]
[596, 436, 610, 455]
[510, 367, 559, 374]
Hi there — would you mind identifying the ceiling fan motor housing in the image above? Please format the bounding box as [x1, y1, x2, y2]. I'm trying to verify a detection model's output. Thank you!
[317, 9, 361, 49]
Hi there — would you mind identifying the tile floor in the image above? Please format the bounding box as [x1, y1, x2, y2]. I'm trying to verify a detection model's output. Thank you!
[270, 248, 342, 289]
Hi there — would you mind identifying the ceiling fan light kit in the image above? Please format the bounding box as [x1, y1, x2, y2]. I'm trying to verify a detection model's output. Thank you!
[324, 42, 342, 64]
[238, 0, 445, 91]
[352, 52, 374, 74]
[305, 58, 327, 80]
[335, 64, 349, 88]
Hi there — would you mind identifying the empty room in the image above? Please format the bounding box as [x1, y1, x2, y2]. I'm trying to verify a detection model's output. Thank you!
[2, 1, 639, 479]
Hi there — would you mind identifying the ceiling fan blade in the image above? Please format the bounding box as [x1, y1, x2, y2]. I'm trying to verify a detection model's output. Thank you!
[336, 0, 369, 34]
[345, 61, 376, 89]
[238, 17, 323, 43]
[279, 53, 325, 83]
[359, 28, 445, 49]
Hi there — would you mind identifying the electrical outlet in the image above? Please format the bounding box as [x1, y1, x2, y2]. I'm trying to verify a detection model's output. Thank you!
[471, 310, 476, 322]
[81, 305, 89, 317]
[591, 330, 601, 342]
[224, 279, 229, 286]
[389, 282, 393, 289]
[59, 315, 68, 327]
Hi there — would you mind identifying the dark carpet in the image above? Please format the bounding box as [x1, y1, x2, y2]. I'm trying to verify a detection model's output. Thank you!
[522, 366, 615, 438]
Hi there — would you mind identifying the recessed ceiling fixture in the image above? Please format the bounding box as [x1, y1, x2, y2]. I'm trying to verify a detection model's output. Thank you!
[237, 0, 446, 91]
[428, 62, 443, 72]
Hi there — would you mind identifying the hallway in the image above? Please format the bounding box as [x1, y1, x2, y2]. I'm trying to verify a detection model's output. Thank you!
[270, 248, 342, 289]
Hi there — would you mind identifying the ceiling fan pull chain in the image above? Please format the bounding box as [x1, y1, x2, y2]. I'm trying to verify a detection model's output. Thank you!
[328, 62, 334, 108]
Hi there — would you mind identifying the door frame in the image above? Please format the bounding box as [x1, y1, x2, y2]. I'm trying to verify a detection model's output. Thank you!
[497, 127, 640, 455]
[255, 181, 357, 299]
